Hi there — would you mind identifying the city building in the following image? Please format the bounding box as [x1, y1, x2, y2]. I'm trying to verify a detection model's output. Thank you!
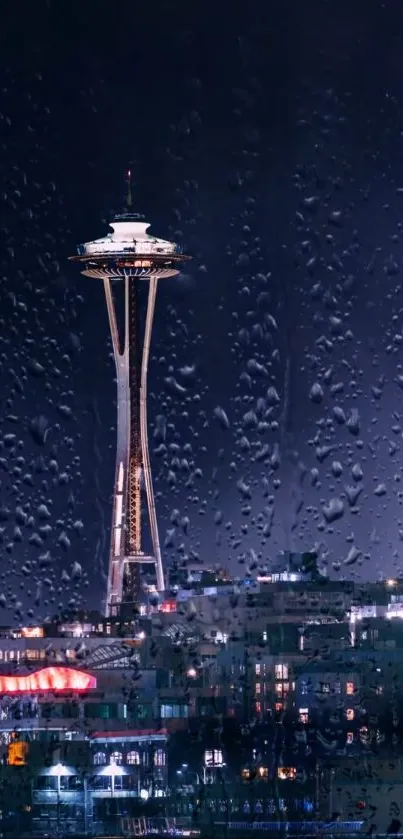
[0, 618, 169, 835]
[1, 570, 403, 833]
[319, 757, 403, 834]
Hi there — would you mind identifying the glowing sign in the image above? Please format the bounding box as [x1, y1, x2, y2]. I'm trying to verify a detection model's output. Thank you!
[21, 627, 44, 638]
[0, 667, 96, 694]
[159, 600, 177, 613]
[8, 740, 28, 766]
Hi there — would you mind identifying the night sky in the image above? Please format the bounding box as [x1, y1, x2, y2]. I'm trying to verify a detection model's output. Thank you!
[1, 0, 403, 619]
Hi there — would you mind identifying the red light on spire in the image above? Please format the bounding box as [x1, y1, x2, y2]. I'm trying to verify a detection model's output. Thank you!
[0, 667, 96, 694]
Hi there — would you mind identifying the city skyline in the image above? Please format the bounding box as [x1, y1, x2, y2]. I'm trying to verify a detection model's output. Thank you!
[2, 2, 403, 837]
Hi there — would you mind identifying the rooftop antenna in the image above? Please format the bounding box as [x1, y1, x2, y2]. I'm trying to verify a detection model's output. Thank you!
[125, 167, 133, 210]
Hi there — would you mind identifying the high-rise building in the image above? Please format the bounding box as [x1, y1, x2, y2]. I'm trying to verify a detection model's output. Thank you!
[70, 174, 190, 615]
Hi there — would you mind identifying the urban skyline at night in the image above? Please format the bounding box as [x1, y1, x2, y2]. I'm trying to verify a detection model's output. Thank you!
[2, 2, 403, 835]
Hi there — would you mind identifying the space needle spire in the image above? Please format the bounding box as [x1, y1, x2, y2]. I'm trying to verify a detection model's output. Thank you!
[125, 167, 133, 209]
[70, 178, 190, 616]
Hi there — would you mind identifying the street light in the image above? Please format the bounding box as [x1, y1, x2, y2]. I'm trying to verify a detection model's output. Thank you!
[99, 761, 128, 798]
[40, 763, 75, 836]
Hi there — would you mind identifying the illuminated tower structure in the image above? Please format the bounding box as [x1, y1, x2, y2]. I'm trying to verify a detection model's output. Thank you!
[70, 174, 190, 616]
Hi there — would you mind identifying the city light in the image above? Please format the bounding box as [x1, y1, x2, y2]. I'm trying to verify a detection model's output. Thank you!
[0, 667, 96, 694]
[99, 763, 128, 778]
[47, 763, 75, 778]
[21, 627, 44, 639]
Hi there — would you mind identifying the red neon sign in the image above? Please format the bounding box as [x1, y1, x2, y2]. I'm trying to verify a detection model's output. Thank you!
[160, 600, 177, 613]
[0, 667, 96, 694]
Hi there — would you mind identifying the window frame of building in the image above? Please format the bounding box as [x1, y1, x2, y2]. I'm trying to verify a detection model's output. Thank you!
[274, 663, 288, 681]
[154, 748, 166, 767]
[277, 767, 296, 780]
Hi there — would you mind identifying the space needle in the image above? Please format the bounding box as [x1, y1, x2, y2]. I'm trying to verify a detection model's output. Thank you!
[70, 174, 190, 616]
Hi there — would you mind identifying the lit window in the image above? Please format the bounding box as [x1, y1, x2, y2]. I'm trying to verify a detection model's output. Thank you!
[110, 751, 123, 765]
[346, 732, 354, 744]
[275, 702, 283, 712]
[359, 726, 369, 743]
[255, 663, 261, 676]
[154, 749, 165, 767]
[93, 752, 107, 766]
[257, 766, 268, 779]
[275, 664, 288, 681]
[277, 767, 296, 780]
[346, 708, 354, 721]
[262, 631, 267, 642]
[255, 701, 261, 714]
[346, 681, 354, 695]
[275, 682, 289, 697]
[213, 749, 223, 766]
[126, 750, 140, 766]
[160, 703, 188, 719]
[204, 749, 223, 767]
[321, 682, 330, 694]
[255, 682, 261, 694]
[21, 627, 43, 638]
[299, 708, 309, 724]
[133, 260, 152, 268]
[7, 740, 28, 766]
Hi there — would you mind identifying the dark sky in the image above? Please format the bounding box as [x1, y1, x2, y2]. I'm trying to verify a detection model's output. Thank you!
[1, 0, 403, 618]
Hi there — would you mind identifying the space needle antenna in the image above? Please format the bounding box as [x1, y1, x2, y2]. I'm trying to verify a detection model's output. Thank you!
[125, 167, 133, 210]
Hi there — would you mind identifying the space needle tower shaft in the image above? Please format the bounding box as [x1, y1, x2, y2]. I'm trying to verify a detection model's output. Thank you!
[70, 173, 190, 616]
